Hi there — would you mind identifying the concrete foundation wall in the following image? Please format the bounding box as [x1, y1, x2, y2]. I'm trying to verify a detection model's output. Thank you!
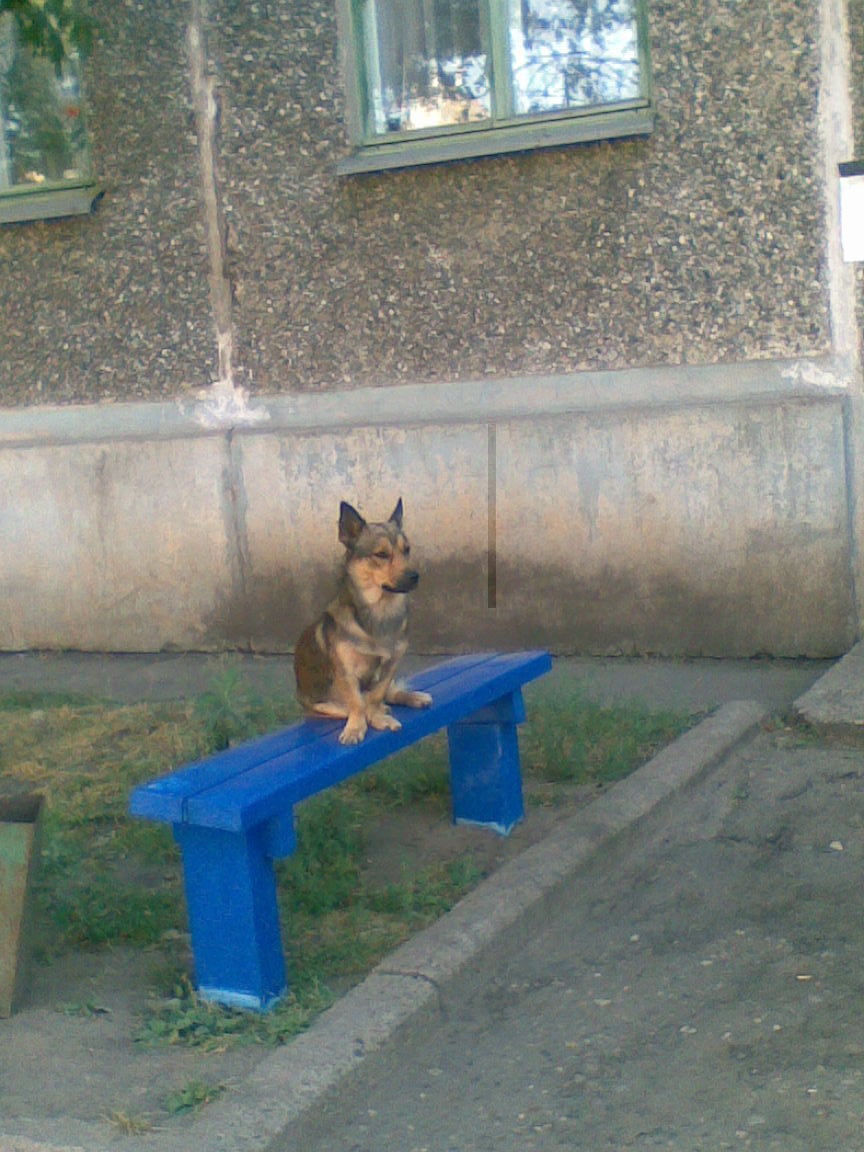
[0, 360, 856, 657]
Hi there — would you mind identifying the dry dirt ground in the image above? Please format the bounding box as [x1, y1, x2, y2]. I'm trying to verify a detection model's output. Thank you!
[0, 787, 594, 1139]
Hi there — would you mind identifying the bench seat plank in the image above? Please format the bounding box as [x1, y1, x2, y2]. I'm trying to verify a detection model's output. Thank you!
[184, 650, 551, 832]
[129, 652, 504, 825]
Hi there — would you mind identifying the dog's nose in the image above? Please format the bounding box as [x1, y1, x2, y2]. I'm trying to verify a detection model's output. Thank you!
[385, 570, 419, 594]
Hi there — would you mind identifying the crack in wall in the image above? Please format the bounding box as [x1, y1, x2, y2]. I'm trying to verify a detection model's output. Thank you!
[185, 1, 268, 430]
[223, 430, 254, 650]
[187, 0, 233, 390]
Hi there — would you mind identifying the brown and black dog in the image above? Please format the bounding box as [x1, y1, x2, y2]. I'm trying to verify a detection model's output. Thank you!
[294, 499, 432, 745]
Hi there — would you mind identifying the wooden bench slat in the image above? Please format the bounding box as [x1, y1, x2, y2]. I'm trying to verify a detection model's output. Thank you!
[129, 652, 507, 824]
[129, 722, 328, 823]
[184, 651, 551, 832]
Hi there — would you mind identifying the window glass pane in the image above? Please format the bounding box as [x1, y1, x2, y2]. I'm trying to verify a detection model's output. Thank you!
[507, 0, 642, 116]
[359, 0, 491, 135]
[0, 14, 90, 194]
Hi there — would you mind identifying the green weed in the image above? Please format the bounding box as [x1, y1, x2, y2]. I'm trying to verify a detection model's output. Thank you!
[139, 970, 333, 1050]
[193, 663, 299, 751]
[59, 999, 113, 1018]
[164, 1079, 224, 1115]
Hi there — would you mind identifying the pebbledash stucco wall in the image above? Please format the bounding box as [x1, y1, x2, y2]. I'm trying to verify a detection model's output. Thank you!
[0, 0, 834, 404]
[0, 0, 861, 656]
[0, 360, 856, 656]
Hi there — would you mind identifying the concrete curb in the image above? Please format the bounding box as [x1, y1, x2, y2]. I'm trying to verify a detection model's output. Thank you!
[0, 700, 765, 1152]
[794, 639, 864, 737]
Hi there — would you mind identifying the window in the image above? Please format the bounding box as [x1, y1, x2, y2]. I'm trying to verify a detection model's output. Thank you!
[337, 0, 653, 173]
[0, 13, 99, 224]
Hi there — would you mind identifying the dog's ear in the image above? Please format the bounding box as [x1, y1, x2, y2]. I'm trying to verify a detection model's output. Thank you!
[339, 502, 366, 548]
[389, 498, 404, 528]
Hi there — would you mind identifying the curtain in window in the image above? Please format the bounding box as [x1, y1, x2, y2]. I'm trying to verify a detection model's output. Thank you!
[361, 0, 491, 134]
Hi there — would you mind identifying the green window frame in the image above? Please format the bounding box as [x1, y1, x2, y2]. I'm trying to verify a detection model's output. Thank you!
[0, 13, 99, 224]
[337, 0, 653, 174]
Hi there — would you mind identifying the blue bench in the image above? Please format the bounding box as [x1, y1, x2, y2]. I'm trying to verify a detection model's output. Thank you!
[129, 650, 551, 1010]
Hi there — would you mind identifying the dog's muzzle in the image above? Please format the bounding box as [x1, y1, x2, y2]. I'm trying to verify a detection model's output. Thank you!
[384, 570, 420, 594]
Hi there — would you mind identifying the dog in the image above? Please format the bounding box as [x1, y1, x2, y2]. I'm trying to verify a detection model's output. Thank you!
[294, 499, 432, 745]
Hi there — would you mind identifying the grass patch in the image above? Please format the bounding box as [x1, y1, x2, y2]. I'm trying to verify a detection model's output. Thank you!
[521, 693, 694, 796]
[164, 1078, 225, 1115]
[104, 1109, 154, 1136]
[357, 736, 451, 807]
[0, 665, 694, 1050]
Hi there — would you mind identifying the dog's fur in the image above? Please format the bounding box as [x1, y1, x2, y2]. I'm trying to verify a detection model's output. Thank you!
[294, 499, 432, 745]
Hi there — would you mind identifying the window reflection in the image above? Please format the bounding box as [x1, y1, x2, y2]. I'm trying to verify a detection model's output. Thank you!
[508, 0, 641, 115]
[0, 14, 90, 194]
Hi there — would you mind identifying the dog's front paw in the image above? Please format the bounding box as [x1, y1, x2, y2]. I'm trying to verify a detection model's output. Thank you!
[368, 707, 402, 732]
[387, 687, 433, 709]
[406, 690, 432, 709]
[339, 716, 368, 745]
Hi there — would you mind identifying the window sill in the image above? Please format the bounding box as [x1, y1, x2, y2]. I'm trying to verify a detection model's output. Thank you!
[337, 105, 653, 176]
[0, 183, 103, 225]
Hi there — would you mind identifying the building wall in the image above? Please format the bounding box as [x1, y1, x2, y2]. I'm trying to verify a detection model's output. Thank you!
[0, 362, 855, 656]
[0, 0, 832, 404]
[0, 0, 859, 657]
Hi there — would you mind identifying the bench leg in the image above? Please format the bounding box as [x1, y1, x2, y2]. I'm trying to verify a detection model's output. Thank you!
[447, 692, 525, 835]
[173, 823, 287, 1011]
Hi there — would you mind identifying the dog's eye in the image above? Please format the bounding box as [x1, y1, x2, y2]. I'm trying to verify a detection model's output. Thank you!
[374, 550, 390, 561]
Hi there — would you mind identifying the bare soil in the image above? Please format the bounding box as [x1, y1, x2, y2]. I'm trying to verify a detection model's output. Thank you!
[0, 784, 595, 1139]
